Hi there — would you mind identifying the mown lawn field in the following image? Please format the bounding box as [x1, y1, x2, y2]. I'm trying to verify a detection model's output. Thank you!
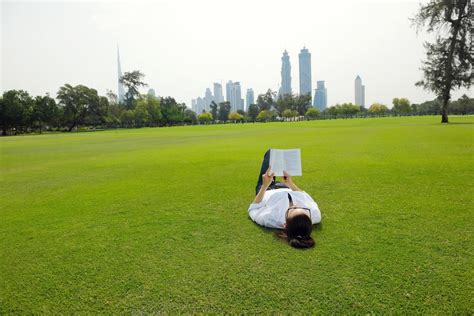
[0, 116, 473, 313]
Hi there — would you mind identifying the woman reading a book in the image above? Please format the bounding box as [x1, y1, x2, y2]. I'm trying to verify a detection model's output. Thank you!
[248, 150, 321, 249]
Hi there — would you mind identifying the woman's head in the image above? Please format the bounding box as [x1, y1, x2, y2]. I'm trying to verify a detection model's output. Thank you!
[284, 212, 315, 248]
[276, 193, 315, 249]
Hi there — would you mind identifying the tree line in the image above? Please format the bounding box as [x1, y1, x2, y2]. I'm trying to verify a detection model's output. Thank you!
[1, 80, 473, 136]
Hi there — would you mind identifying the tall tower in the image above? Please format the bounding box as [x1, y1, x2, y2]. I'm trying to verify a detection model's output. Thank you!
[354, 75, 365, 107]
[298, 47, 312, 98]
[213, 83, 224, 103]
[117, 46, 126, 104]
[246, 88, 255, 108]
[280, 50, 292, 96]
[233, 82, 243, 112]
[226, 80, 234, 104]
[313, 81, 327, 111]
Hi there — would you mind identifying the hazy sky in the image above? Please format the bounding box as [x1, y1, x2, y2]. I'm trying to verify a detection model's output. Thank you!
[1, 0, 471, 108]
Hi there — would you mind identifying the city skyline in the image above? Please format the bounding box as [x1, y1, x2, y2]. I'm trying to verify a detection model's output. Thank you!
[2, 1, 471, 109]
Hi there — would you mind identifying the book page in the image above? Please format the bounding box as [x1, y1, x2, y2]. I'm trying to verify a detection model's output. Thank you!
[269, 149, 302, 176]
[284, 149, 302, 176]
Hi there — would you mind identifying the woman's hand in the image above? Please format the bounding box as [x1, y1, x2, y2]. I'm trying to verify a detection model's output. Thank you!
[262, 166, 275, 188]
[282, 170, 293, 186]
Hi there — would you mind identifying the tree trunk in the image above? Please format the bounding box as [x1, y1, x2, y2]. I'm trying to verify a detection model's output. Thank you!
[441, 96, 449, 123]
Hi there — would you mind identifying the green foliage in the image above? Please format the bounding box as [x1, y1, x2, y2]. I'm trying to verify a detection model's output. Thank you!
[0, 116, 473, 313]
[247, 104, 260, 121]
[325, 103, 361, 116]
[0, 90, 34, 135]
[305, 107, 320, 119]
[210, 101, 218, 120]
[228, 111, 244, 122]
[32, 94, 59, 132]
[256, 89, 276, 111]
[256, 110, 276, 122]
[57, 84, 104, 131]
[120, 70, 147, 109]
[392, 98, 412, 113]
[218, 102, 231, 122]
[197, 111, 213, 123]
[412, 0, 473, 122]
[368, 103, 389, 113]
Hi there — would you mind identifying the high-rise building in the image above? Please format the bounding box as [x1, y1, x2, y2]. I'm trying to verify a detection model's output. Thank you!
[354, 75, 365, 107]
[147, 89, 156, 97]
[213, 83, 224, 103]
[196, 97, 205, 114]
[204, 88, 214, 112]
[191, 99, 197, 113]
[226, 81, 233, 103]
[298, 47, 312, 98]
[280, 50, 292, 96]
[232, 82, 243, 112]
[313, 81, 327, 111]
[117, 46, 126, 104]
[246, 88, 255, 109]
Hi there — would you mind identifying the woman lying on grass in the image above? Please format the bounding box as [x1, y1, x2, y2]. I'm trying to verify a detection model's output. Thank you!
[248, 150, 321, 249]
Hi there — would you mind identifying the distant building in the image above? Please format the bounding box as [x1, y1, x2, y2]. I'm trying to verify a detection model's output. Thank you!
[299, 47, 312, 98]
[213, 83, 224, 103]
[280, 50, 292, 96]
[232, 82, 243, 112]
[191, 99, 197, 113]
[204, 88, 214, 112]
[354, 75, 365, 107]
[117, 46, 126, 104]
[246, 88, 255, 109]
[226, 81, 233, 104]
[147, 89, 156, 97]
[196, 97, 205, 114]
[313, 81, 327, 111]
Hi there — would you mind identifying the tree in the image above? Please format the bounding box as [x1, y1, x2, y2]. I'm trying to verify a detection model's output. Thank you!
[32, 94, 59, 133]
[183, 109, 197, 124]
[0, 90, 34, 135]
[198, 112, 213, 124]
[412, 0, 472, 123]
[449, 94, 474, 114]
[368, 103, 389, 114]
[305, 107, 320, 119]
[257, 110, 276, 122]
[134, 102, 150, 127]
[392, 98, 412, 114]
[135, 94, 161, 126]
[275, 94, 293, 116]
[228, 111, 243, 122]
[282, 109, 295, 120]
[209, 101, 218, 120]
[247, 104, 260, 121]
[160, 97, 183, 126]
[120, 70, 147, 109]
[120, 110, 135, 128]
[257, 89, 276, 111]
[218, 101, 231, 122]
[57, 84, 104, 131]
[293, 94, 312, 115]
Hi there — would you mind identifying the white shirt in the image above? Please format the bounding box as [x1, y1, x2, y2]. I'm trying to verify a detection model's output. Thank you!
[248, 188, 321, 229]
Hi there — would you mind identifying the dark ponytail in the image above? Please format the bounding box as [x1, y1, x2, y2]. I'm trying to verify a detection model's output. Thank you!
[274, 214, 315, 249]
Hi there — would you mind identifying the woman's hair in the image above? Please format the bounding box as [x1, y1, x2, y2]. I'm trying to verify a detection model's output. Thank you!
[275, 213, 315, 249]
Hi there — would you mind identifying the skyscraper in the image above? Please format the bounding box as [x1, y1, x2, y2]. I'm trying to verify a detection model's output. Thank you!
[213, 83, 224, 103]
[298, 47, 312, 98]
[226, 80, 233, 104]
[313, 81, 327, 111]
[246, 88, 255, 109]
[280, 50, 292, 96]
[117, 46, 126, 104]
[232, 82, 243, 112]
[204, 88, 214, 112]
[354, 75, 365, 107]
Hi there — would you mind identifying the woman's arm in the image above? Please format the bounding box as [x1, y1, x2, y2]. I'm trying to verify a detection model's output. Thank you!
[253, 166, 275, 203]
[283, 170, 303, 192]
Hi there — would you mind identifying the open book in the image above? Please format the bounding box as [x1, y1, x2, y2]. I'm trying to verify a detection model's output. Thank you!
[269, 149, 302, 176]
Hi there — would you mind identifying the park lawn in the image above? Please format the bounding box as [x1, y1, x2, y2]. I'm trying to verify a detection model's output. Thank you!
[0, 115, 473, 313]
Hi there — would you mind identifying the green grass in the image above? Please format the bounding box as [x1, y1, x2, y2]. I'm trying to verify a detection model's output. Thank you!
[0, 116, 473, 313]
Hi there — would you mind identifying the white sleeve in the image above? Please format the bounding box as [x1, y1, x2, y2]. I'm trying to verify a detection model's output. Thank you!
[302, 191, 322, 224]
[248, 201, 267, 227]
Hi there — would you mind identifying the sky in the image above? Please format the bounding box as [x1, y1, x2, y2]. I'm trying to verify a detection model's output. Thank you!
[1, 0, 471, 109]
